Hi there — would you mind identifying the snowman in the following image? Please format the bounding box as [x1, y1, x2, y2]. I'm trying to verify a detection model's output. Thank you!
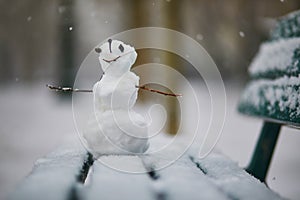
[46, 39, 180, 158]
[83, 39, 149, 158]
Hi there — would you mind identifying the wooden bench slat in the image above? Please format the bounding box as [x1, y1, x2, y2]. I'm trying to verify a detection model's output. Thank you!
[10, 148, 87, 200]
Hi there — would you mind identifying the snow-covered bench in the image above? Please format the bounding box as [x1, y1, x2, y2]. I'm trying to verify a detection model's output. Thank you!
[10, 147, 282, 200]
[238, 10, 300, 182]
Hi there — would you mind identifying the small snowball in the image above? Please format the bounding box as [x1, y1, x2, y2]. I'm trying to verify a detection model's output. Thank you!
[69, 26, 73, 31]
[27, 16, 32, 22]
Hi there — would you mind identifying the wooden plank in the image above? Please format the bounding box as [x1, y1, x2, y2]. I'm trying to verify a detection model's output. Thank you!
[10, 147, 87, 200]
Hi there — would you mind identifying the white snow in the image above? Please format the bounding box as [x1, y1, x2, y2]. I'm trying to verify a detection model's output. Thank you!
[192, 153, 283, 200]
[239, 31, 245, 38]
[148, 154, 232, 200]
[20, 147, 281, 200]
[81, 157, 154, 200]
[10, 147, 87, 200]
[83, 40, 149, 157]
[196, 33, 204, 41]
[249, 38, 300, 76]
[58, 6, 66, 14]
[240, 75, 300, 115]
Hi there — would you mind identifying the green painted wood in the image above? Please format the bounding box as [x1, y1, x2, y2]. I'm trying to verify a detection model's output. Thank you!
[238, 79, 300, 126]
[271, 10, 300, 41]
[246, 121, 281, 182]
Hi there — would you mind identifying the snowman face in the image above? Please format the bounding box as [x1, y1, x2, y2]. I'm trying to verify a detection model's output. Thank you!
[95, 39, 137, 72]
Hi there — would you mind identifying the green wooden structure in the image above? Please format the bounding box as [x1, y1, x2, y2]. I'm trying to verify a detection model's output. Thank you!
[238, 10, 300, 182]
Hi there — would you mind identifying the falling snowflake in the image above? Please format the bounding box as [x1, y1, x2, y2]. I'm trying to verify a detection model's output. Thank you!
[196, 34, 204, 41]
[58, 6, 66, 14]
[239, 31, 245, 37]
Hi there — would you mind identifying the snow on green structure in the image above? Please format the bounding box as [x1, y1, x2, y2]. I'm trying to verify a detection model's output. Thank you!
[238, 10, 300, 125]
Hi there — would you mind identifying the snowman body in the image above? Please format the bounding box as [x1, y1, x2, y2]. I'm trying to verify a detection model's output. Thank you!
[83, 40, 149, 157]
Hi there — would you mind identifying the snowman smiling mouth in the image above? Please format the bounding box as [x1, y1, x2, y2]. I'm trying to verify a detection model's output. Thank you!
[102, 56, 121, 63]
[100, 50, 135, 63]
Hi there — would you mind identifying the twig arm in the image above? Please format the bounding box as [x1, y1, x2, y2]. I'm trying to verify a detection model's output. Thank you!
[46, 84, 92, 93]
[46, 84, 181, 97]
[136, 85, 182, 97]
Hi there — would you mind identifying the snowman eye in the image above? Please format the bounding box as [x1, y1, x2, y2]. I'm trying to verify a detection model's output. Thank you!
[118, 44, 124, 52]
[108, 39, 112, 53]
[95, 47, 102, 53]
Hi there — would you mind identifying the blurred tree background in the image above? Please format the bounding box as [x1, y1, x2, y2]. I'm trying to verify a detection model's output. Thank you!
[1, 0, 300, 135]
[1, 0, 300, 84]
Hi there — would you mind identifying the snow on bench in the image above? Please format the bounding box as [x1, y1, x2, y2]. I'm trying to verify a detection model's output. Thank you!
[10, 147, 283, 200]
[248, 38, 300, 79]
[238, 75, 300, 124]
[10, 147, 88, 200]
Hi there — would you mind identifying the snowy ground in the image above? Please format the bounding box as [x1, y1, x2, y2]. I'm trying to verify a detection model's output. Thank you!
[0, 81, 300, 200]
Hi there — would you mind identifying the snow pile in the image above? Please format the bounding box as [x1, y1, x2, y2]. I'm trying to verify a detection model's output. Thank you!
[238, 75, 300, 124]
[249, 38, 300, 78]
[83, 40, 149, 158]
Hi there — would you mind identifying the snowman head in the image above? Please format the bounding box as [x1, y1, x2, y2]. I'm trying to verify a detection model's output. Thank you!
[95, 39, 137, 73]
